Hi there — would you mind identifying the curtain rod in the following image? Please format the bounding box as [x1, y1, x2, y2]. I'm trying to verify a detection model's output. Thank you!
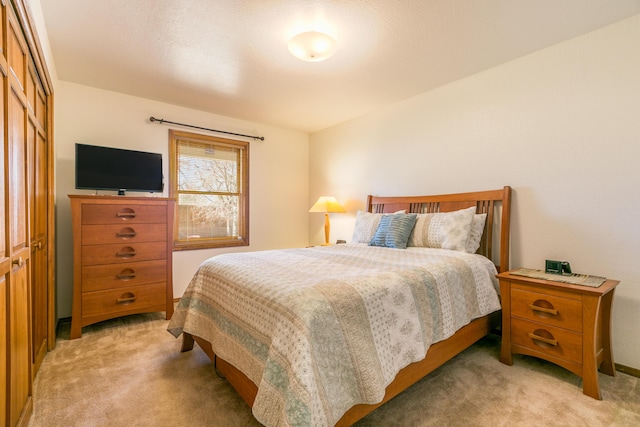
[149, 116, 265, 141]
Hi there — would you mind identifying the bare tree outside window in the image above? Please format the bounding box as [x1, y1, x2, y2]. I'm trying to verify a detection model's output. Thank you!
[169, 130, 249, 250]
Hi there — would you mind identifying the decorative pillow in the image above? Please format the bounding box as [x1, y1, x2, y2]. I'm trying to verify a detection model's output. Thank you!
[407, 206, 476, 251]
[351, 210, 407, 243]
[351, 211, 383, 243]
[465, 214, 487, 254]
[369, 213, 417, 249]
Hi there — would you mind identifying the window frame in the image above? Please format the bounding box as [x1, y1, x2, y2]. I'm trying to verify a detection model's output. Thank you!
[169, 129, 249, 251]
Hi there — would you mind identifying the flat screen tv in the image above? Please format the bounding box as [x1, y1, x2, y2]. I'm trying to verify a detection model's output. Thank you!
[75, 143, 163, 195]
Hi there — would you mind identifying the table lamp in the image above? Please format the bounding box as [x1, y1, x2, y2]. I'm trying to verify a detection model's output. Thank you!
[309, 196, 346, 245]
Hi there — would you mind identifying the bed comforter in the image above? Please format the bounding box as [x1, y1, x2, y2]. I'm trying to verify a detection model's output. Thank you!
[168, 244, 501, 427]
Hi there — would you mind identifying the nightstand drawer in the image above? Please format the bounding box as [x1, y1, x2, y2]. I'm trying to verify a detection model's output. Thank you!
[511, 287, 583, 332]
[511, 317, 582, 366]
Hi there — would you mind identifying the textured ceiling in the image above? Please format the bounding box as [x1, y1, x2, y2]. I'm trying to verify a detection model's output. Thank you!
[39, 0, 640, 133]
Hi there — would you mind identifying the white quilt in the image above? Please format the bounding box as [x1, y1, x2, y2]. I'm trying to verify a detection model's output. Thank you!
[168, 244, 501, 426]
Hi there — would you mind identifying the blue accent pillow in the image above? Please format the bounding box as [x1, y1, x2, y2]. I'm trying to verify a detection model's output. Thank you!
[369, 213, 417, 249]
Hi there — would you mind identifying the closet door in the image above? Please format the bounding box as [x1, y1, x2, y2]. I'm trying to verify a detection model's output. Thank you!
[0, 4, 8, 420]
[0, 1, 53, 424]
[6, 8, 32, 426]
[27, 62, 48, 375]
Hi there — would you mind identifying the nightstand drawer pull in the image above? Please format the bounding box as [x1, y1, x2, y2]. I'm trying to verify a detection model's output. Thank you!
[528, 303, 558, 316]
[528, 332, 558, 347]
[116, 292, 137, 305]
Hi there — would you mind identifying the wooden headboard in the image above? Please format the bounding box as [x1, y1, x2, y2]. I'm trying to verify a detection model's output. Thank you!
[366, 186, 512, 272]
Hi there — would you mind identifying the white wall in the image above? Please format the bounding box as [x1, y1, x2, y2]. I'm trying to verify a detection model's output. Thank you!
[309, 15, 640, 368]
[55, 82, 309, 318]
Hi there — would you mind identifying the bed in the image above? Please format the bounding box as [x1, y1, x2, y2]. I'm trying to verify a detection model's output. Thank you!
[168, 186, 512, 426]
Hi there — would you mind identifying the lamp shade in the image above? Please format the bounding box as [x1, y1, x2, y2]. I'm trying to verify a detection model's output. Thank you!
[308, 196, 346, 213]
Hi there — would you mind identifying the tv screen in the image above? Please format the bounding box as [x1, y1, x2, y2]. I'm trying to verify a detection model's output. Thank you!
[75, 143, 163, 194]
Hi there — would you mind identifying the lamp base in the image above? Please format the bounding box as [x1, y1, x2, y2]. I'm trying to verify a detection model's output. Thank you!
[323, 213, 331, 246]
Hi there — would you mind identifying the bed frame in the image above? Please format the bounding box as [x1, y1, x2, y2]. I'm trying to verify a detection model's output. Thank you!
[181, 186, 512, 426]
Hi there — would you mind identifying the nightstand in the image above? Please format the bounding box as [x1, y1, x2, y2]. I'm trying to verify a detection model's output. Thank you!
[497, 270, 619, 400]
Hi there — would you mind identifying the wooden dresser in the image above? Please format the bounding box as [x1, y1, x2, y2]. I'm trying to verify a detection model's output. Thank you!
[497, 270, 619, 399]
[69, 195, 175, 339]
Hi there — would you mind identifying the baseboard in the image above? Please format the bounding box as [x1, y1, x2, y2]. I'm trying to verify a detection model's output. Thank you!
[615, 363, 640, 378]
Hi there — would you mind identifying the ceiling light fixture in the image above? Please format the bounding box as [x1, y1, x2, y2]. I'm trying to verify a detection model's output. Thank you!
[288, 31, 337, 62]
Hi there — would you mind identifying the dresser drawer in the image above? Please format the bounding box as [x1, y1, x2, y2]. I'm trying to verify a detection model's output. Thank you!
[511, 317, 582, 365]
[82, 223, 167, 245]
[82, 283, 167, 318]
[81, 242, 167, 266]
[82, 204, 167, 225]
[511, 287, 583, 332]
[81, 260, 168, 292]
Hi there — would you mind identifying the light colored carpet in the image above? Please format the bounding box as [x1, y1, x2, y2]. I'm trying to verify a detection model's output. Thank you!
[30, 313, 639, 427]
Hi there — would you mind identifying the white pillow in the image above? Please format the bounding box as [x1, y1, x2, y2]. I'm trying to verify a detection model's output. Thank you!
[351, 210, 406, 243]
[407, 206, 476, 251]
[465, 214, 487, 254]
[351, 211, 382, 243]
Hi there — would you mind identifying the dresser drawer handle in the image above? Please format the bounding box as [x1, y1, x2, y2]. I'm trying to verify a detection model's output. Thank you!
[116, 208, 136, 219]
[528, 303, 558, 316]
[116, 292, 137, 305]
[116, 247, 136, 258]
[116, 227, 137, 239]
[116, 268, 136, 280]
[528, 332, 558, 347]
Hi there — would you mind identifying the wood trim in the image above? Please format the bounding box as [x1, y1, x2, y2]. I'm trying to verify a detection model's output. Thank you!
[45, 78, 54, 350]
[168, 130, 250, 251]
[615, 363, 640, 378]
[499, 185, 511, 272]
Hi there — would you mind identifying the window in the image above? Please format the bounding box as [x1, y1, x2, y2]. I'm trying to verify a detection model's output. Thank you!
[169, 130, 249, 250]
